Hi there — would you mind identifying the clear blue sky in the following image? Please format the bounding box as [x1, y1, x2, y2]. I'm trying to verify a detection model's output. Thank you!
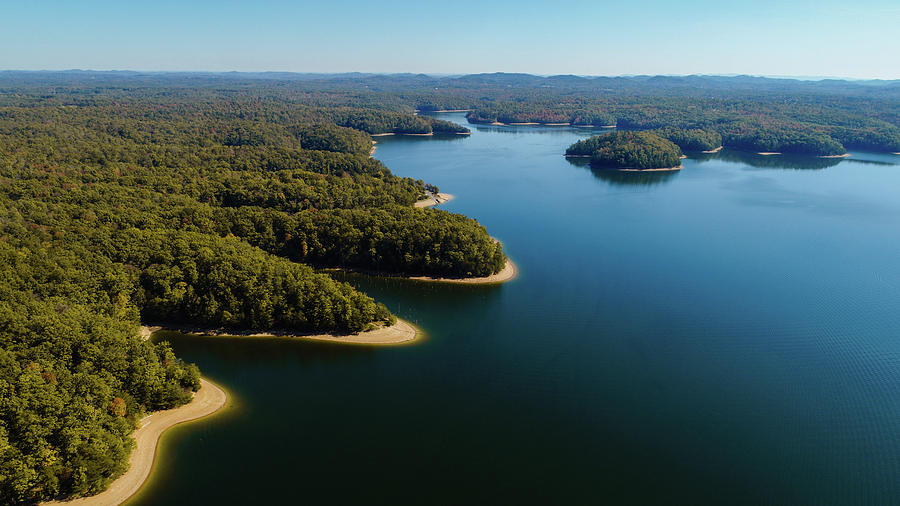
[2, 0, 898, 79]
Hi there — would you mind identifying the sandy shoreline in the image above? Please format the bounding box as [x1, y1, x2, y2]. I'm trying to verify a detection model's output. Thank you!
[326, 257, 518, 285]
[47, 379, 227, 506]
[617, 166, 683, 172]
[414, 192, 454, 208]
[757, 152, 782, 156]
[702, 146, 723, 153]
[407, 258, 518, 284]
[140, 318, 419, 345]
[819, 153, 851, 158]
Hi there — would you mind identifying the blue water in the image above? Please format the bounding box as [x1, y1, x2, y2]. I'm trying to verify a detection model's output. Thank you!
[135, 115, 900, 505]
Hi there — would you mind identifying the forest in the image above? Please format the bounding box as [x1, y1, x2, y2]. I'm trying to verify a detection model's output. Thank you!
[0, 78, 500, 503]
[567, 132, 684, 170]
[1, 70, 898, 502]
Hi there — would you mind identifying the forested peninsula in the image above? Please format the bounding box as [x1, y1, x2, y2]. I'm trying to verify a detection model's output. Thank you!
[2, 70, 899, 503]
[567, 132, 683, 170]
[0, 81, 500, 504]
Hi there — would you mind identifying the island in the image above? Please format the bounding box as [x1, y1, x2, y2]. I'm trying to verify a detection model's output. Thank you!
[566, 131, 684, 171]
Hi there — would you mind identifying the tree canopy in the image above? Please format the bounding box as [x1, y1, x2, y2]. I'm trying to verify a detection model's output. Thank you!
[567, 132, 683, 170]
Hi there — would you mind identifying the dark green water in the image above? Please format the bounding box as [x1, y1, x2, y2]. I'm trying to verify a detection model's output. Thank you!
[133, 115, 900, 505]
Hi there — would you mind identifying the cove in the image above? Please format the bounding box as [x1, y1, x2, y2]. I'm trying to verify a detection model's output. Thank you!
[133, 114, 900, 505]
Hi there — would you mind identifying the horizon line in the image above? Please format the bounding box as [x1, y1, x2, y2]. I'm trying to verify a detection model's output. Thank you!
[1, 69, 898, 83]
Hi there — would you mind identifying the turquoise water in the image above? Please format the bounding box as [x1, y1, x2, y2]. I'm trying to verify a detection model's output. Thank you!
[134, 115, 900, 505]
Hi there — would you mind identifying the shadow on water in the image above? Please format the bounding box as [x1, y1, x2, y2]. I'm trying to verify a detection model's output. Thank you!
[152, 330, 383, 367]
[565, 156, 680, 186]
[371, 133, 470, 148]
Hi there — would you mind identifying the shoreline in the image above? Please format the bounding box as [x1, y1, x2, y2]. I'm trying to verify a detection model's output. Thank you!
[407, 258, 518, 284]
[757, 152, 782, 156]
[617, 165, 683, 172]
[702, 146, 724, 153]
[422, 109, 471, 113]
[47, 378, 228, 506]
[370, 132, 434, 137]
[819, 153, 851, 158]
[140, 318, 419, 345]
[414, 192, 454, 208]
[328, 258, 518, 285]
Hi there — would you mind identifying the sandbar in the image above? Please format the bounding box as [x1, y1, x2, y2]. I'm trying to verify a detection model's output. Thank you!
[819, 153, 851, 158]
[47, 379, 227, 506]
[140, 319, 419, 345]
[415, 192, 454, 208]
[757, 152, 782, 156]
[702, 146, 723, 153]
[617, 166, 683, 172]
[406, 258, 518, 284]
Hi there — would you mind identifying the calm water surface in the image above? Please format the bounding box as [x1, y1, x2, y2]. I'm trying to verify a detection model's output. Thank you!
[133, 115, 900, 505]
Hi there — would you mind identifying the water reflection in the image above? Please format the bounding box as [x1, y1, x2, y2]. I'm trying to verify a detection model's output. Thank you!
[693, 150, 842, 170]
[565, 156, 680, 186]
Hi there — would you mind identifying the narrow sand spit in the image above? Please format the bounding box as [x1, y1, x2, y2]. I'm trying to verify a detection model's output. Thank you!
[415, 192, 454, 208]
[407, 258, 518, 284]
[617, 166, 683, 172]
[702, 146, 723, 153]
[48, 379, 227, 506]
[370, 132, 395, 137]
[757, 152, 782, 156]
[139, 326, 161, 340]
[141, 318, 418, 344]
[140, 319, 418, 345]
[819, 153, 851, 158]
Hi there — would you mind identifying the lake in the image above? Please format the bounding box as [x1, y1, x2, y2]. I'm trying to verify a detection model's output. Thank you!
[132, 114, 900, 505]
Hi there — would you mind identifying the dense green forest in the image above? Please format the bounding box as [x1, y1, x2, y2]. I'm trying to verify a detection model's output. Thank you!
[567, 132, 683, 170]
[650, 127, 722, 151]
[1, 70, 897, 502]
[0, 78, 501, 503]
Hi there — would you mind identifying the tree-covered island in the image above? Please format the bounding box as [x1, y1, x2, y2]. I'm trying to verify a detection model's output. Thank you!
[566, 131, 683, 170]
